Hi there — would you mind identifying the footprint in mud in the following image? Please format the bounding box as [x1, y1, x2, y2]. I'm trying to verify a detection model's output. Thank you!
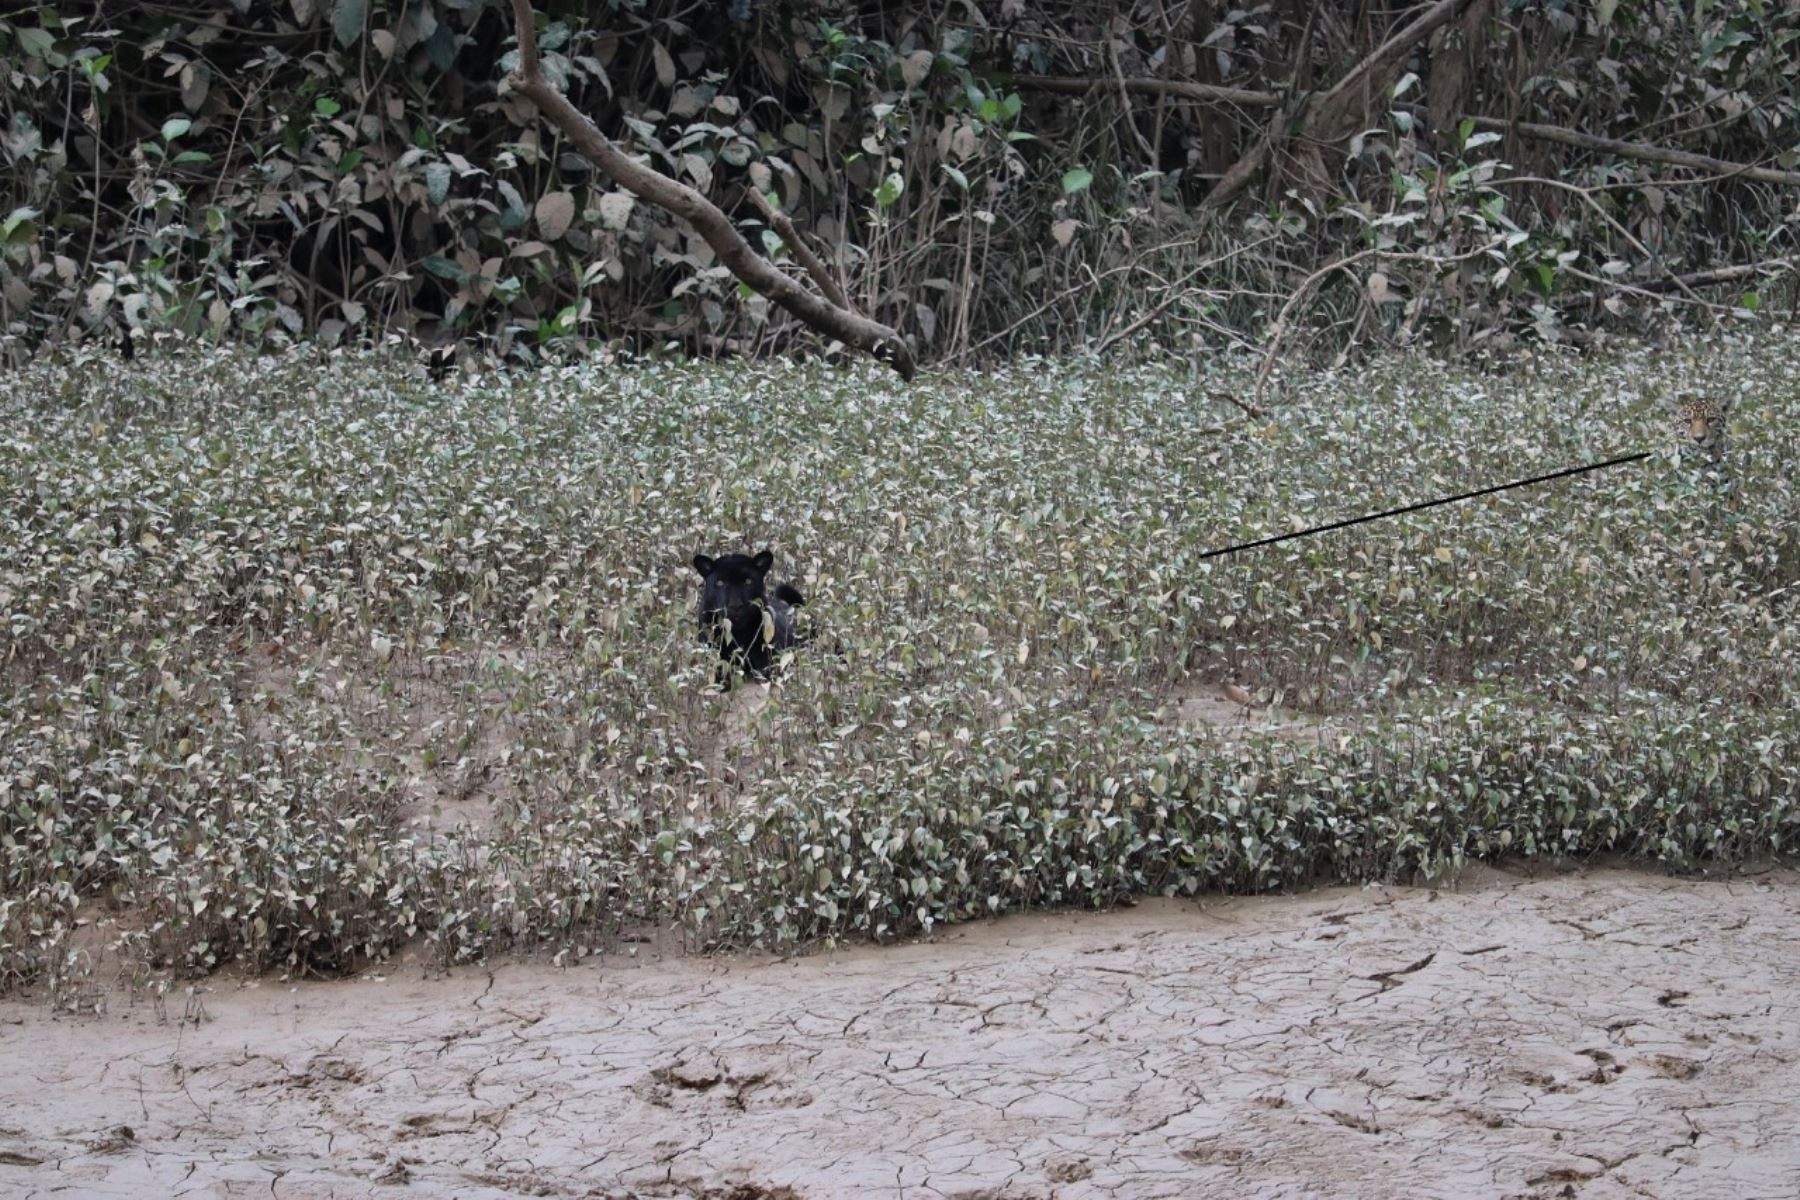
[298, 1054, 364, 1086]
[1181, 1140, 1252, 1165]
[1508, 1068, 1575, 1095]
[82, 1125, 136, 1154]
[632, 1051, 813, 1112]
[1649, 1055, 1702, 1080]
[1322, 1110, 1381, 1135]
[1577, 1048, 1625, 1085]
[1452, 1106, 1510, 1129]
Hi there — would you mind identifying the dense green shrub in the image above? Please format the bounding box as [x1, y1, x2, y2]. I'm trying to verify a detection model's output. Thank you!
[2, 332, 1796, 987]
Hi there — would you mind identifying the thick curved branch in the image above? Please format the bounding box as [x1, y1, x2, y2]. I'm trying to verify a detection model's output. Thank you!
[503, 0, 914, 380]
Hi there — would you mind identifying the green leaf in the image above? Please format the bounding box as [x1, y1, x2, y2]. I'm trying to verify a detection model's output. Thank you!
[332, 0, 367, 47]
[161, 117, 192, 141]
[172, 150, 213, 166]
[314, 97, 342, 118]
[1002, 93, 1022, 121]
[1061, 167, 1093, 195]
[874, 171, 904, 208]
[424, 161, 452, 207]
[421, 255, 467, 282]
[2, 207, 41, 243]
[16, 28, 54, 60]
[1741, 291, 1760, 311]
[423, 22, 457, 72]
[941, 163, 969, 191]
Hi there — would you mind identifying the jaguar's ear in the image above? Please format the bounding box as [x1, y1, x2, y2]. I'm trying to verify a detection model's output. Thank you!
[751, 549, 774, 574]
[692, 554, 715, 576]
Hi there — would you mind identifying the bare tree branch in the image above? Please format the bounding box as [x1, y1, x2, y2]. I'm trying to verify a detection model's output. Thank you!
[1011, 74, 1282, 109]
[1252, 239, 1503, 405]
[1015, 65, 1800, 195]
[745, 190, 851, 312]
[1625, 257, 1797, 293]
[503, 0, 914, 380]
[1470, 117, 1800, 188]
[1559, 256, 1797, 306]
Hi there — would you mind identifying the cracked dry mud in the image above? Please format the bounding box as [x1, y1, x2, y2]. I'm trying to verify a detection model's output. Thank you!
[5, 867, 1799, 1199]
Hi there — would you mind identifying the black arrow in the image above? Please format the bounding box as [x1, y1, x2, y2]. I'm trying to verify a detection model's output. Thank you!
[1199, 451, 1649, 561]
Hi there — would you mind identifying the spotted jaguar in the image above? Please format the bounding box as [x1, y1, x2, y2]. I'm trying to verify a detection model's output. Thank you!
[1671, 391, 1732, 469]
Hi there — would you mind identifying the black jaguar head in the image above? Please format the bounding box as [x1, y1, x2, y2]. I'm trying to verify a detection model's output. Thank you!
[692, 548, 773, 645]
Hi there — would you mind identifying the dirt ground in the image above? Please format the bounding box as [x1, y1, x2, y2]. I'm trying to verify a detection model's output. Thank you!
[4, 865, 1798, 1200]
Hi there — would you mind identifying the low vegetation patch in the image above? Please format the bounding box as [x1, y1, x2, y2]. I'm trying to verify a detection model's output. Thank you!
[2, 337, 1796, 991]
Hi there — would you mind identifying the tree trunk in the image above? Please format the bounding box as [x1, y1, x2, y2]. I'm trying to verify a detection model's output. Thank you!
[1204, 0, 1477, 210]
[1427, 0, 1492, 140]
[1184, 0, 1237, 176]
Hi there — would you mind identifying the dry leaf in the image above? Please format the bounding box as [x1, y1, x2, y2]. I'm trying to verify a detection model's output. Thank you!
[180, 63, 210, 111]
[598, 191, 634, 230]
[814, 83, 850, 122]
[902, 50, 934, 89]
[949, 122, 978, 161]
[535, 191, 576, 241]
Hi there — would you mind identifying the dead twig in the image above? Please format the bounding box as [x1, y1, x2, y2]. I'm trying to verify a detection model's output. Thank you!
[1252, 239, 1504, 406]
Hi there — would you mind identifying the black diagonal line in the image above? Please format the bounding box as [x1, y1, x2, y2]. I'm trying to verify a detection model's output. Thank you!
[1199, 451, 1650, 562]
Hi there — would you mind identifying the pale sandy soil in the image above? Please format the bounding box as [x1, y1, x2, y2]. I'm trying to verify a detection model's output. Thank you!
[3, 865, 1798, 1199]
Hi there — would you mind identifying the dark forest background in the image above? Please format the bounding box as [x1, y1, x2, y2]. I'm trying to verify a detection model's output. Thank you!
[2, 0, 1796, 369]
